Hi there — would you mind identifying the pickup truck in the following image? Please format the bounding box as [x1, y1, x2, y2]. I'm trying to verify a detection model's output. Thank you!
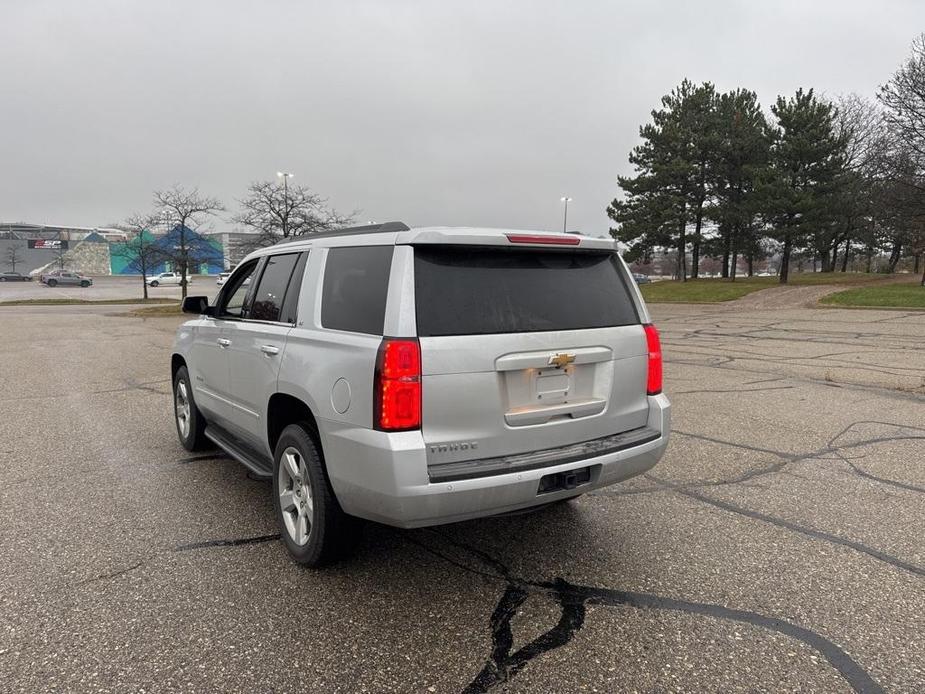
[146, 272, 190, 287]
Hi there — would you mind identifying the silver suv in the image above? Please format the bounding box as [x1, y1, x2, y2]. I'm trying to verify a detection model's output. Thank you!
[171, 223, 669, 566]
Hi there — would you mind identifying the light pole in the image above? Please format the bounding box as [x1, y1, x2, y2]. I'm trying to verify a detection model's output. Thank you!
[277, 171, 294, 237]
[560, 196, 572, 232]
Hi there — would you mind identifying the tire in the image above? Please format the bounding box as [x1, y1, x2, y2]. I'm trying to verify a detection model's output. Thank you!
[150, 280, 159, 287]
[273, 423, 358, 567]
[47, 279, 57, 287]
[0, 277, 5, 282]
[172, 366, 208, 451]
[80, 281, 89, 287]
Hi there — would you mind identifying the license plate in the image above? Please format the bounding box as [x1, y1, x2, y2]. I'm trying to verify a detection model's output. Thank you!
[535, 372, 569, 400]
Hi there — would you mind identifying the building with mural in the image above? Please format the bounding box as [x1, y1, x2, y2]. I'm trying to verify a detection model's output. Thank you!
[110, 226, 224, 275]
[1, 222, 127, 243]
[1, 222, 225, 276]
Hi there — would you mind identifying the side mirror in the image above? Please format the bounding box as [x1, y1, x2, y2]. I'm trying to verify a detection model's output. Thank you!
[181, 296, 211, 315]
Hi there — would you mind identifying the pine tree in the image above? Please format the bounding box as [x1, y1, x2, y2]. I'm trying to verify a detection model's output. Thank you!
[608, 80, 717, 280]
[707, 89, 771, 280]
[764, 89, 848, 283]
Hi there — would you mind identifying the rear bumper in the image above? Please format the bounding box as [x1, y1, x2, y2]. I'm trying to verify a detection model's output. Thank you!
[321, 393, 670, 528]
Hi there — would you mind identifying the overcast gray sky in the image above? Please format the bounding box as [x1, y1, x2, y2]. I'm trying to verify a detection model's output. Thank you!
[2, 0, 922, 235]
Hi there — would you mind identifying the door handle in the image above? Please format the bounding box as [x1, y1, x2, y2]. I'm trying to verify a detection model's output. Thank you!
[260, 345, 280, 356]
[217, 338, 231, 347]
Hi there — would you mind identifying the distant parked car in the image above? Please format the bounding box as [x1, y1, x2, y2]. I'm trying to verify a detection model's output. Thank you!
[40, 270, 92, 287]
[216, 272, 231, 286]
[146, 272, 190, 287]
[632, 273, 651, 284]
[0, 272, 32, 282]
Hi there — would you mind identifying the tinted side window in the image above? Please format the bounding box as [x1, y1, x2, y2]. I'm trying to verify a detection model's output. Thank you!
[250, 253, 300, 322]
[279, 252, 309, 325]
[321, 246, 393, 335]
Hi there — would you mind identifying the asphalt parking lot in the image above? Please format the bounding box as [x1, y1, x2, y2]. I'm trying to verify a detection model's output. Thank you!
[0, 275, 218, 303]
[0, 298, 922, 692]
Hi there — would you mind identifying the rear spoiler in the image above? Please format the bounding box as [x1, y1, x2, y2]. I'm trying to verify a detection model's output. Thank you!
[395, 228, 616, 251]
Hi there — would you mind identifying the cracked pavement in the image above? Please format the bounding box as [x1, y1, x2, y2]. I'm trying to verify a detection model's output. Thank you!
[0, 301, 922, 692]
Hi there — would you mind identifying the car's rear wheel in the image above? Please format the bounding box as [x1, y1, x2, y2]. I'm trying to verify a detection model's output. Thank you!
[47, 279, 57, 287]
[173, 366, 208, 451]
[273, 424, 357, 567]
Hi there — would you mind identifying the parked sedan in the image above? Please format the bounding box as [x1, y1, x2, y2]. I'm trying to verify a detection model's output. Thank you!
[40, 270, 92, 287]
[0, 272, 32, 282]
[632, 273, 652, 284]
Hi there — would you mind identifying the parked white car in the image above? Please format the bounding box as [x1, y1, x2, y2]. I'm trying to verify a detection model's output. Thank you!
[146, 272, 189, 287]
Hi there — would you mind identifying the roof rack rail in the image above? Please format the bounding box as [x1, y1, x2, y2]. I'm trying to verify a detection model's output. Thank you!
[274, 221, 410, 245]
[334, 221, 410, 234]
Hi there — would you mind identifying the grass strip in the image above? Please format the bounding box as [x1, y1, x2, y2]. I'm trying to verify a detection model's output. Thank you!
[820, 283, 925, 308]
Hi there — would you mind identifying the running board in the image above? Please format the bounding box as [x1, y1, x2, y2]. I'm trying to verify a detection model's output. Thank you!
[204, 425, 273, 479]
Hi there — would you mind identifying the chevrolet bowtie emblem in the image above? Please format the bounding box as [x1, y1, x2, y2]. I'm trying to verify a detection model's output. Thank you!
[548, 353, 576, 368]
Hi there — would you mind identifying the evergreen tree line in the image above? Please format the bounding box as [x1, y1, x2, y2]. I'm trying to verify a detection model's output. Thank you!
[609, 34, 925, 285]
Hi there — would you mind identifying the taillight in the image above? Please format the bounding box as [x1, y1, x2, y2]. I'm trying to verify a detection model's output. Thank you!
[505, 233, 580, 246]
[643, 324, 662, 395]
[374, 338, 421, 431]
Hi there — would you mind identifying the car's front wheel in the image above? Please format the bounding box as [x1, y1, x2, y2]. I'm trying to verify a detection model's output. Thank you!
[80, 280, 89, 287]
[47, 279, 57, 287]
[273, 424, 357, 567]
[150, 280, 159, 287]
[173, 366, 208, 451]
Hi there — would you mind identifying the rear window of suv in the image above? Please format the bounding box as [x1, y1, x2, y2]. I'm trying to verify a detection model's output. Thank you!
[414, 246, 638, 337]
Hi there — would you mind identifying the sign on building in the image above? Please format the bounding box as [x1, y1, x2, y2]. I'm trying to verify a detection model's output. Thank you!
[28, 239, 69, 250]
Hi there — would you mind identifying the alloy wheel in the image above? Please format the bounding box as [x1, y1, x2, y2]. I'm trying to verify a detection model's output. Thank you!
[278, 446, 313, 546]
[175, 380, 191, 439]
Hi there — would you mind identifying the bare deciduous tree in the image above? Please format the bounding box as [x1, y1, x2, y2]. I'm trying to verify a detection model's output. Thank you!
[113, 213, 166, 300]
[826, 94, 885, 272]
[232, 179, 354, 253]
[53, 240, 68, 270]
[879, 33, 925, 170]
[6, 244, 22, 273]
[878, 35, 925, 283]
[153, 185, 224, 298]
[834, 94, 884, 173]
